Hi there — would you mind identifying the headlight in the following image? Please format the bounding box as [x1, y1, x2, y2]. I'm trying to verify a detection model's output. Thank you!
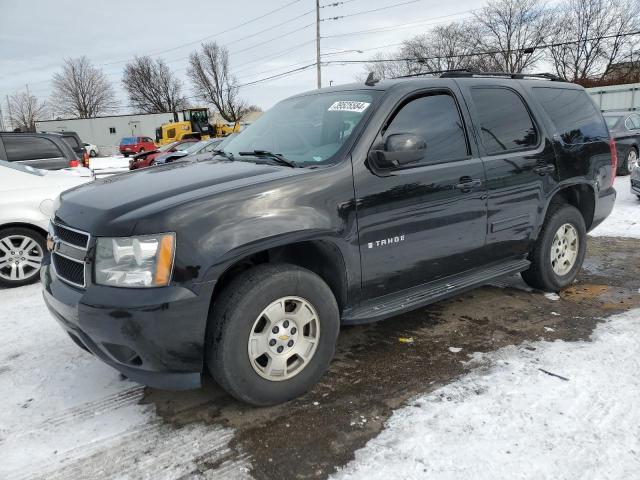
[95, 233, 175, 288]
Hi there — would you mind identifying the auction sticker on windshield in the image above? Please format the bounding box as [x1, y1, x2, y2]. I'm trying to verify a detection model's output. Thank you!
[328, 101, 370, 113]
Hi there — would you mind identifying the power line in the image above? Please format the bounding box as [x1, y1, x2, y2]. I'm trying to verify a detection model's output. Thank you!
[322, 0, 421, 21]
[99, 0, 309, 66]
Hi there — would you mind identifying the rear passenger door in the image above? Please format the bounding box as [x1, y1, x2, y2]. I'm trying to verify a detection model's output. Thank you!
[459, 82, 558, 261]
[0, 135, 69, 170]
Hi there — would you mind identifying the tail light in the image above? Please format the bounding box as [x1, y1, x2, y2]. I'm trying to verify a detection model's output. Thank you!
[69, 159, 80, 168]
[609, 137, 618, 186]
[83, 152, 90, 167]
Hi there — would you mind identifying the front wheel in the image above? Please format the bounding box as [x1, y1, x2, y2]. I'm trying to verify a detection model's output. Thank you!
[206, 264, 340, 406]
[521, 204, 587, 292]
[0, 227, 46, 288]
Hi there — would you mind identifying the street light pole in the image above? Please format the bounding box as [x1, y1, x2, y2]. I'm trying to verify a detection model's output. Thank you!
[316, 0, 321, 89]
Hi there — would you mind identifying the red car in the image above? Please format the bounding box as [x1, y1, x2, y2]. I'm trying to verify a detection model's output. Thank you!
[119, 136, 156, 157]
[128, 139, 199, 170]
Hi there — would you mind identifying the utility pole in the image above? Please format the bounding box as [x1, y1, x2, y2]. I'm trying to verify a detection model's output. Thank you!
[316, 0, 321, 89]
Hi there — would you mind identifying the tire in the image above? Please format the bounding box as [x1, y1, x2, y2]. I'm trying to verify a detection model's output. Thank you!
[0, 227, 46, 288]
[619, 147, 638, 175]
[89, 149, 97, 158]
[123, 153, 130, 158]
[139, 147, 145, 153]
[521, 204, 587, 292]
[206, 263, 340, 406]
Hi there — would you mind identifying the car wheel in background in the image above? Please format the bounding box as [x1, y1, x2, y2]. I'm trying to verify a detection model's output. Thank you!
[139, 148, 145, 153]
[521, 203, 587, 292]
[89, 149, 97, 157]
[123, 153, 130, 158]
[619, 147, 638, 175]
[206, 263, 340, 406]
[0, 227, 46, 288]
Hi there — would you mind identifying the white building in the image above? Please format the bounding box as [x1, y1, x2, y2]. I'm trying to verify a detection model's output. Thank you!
[587, 83, 640, 112]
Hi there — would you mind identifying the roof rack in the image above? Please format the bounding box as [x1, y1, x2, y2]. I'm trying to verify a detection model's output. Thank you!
[393, 69, 566, 82]
[440, 70, 566, 82]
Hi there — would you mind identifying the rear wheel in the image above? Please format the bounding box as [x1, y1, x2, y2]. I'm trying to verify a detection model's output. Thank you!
[89, 149, 97, 158]
[619, 147, 638, 175]
[123, 153, 130, 158]
[521, 204, 586, 292]
[139, 147, 145, 153]
[0, 227, 46, 288]
[206, 263, 339, 406]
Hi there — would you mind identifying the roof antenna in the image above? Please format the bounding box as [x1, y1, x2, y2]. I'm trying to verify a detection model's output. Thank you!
[364, 72, 379, 86]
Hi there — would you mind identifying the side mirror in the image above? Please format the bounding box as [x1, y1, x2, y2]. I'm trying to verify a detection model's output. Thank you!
[369, 133, 426, 168]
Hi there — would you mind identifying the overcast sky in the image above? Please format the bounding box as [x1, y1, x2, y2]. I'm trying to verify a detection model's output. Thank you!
[0, 0, 480, 119]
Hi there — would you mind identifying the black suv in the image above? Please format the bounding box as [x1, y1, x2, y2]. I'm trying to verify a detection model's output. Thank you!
[0, 132, 80, 169]
[43, 73, 616, 405]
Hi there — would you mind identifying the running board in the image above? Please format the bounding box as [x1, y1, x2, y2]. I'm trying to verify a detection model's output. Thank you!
[342, 259, 530, 325]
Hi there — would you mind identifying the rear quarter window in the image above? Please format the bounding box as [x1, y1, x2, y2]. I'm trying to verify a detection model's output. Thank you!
[2, 136, 64, 161]
[532, 87, 608, 144]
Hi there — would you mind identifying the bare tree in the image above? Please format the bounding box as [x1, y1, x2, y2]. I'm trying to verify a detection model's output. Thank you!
[50, 56, 118, 118]
[360, 51, 421, 80]
[122, 56, 187, 113]
[473, 0, 552, 72]
[187, 42, 248, 122]
[8, 90, 48, 132]
[548, 0, 640, 82]
[402, 21, 500, 73]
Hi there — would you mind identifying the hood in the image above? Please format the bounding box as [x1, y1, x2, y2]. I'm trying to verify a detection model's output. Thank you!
[55, 158, 304, 235]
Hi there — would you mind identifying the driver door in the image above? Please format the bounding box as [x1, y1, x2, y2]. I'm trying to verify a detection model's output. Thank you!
[353, 89, 489, 299]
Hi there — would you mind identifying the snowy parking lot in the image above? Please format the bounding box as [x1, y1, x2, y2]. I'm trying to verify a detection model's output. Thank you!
[0, 177, 639, 480]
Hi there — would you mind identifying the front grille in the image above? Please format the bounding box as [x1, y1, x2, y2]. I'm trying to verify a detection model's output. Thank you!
[53, 223, 89, 249]
[53, 254, 85, 287]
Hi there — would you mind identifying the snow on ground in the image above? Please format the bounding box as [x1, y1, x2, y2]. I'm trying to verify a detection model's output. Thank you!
[333, 308, 640, 480]
[0, 284, 250, 480]
[590, 176, 640, 238]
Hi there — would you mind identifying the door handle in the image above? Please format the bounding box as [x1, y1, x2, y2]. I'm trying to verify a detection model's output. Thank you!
[532, 164, 555, 175]
[454, 177, 482, 192]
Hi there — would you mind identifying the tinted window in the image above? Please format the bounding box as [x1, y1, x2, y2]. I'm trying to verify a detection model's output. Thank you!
[2, 136, 63, 162]
[382, 93, 468, 165]
[533, 87, 608, 144]
[471, 88, 538, 154]
[63, 135, 81, 149]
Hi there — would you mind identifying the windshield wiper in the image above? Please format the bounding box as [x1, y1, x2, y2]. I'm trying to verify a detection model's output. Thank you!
[211, 149, 234, 160]
[238, 150, 296, 168]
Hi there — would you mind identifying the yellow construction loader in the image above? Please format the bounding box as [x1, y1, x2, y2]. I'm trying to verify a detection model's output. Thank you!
[156, 108, 240, 145]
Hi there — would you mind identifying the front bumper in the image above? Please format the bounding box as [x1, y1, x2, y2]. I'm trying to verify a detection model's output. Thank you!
[41, 262, 215, 390]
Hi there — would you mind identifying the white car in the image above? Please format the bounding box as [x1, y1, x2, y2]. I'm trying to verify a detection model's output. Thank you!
[84, 142, 99, 157]
[0, 161, 93, 287]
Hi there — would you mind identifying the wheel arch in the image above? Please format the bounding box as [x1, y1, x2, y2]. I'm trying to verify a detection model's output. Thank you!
[537, 182, 596, 237]
[0, 222, 48, 238]
[208, 238, 350, 315]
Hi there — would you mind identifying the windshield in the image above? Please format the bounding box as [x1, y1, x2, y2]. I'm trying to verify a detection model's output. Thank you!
[221, 90, 381, 166]
[604, 116, 623, 129]
[182, 140, 207, 154]
[0, 160, 46, 176]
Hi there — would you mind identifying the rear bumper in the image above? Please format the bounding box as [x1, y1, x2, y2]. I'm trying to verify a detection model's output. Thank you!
[41, 263, 215, 390]
[590, 185, 616, 231]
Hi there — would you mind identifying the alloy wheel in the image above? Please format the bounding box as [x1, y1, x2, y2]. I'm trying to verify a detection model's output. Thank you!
[628, 149, 638, 171]
[550, 223, 579, 276]
[248, 296, 320, 381]
[0, 235, 44, 282]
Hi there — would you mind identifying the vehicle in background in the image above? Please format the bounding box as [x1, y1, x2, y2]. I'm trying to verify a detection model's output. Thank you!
[156, 108, 240, 145]
[54, 131, 89, 167]
[153, 137, 224, 165]
[631, 162, 640, 199]
[603, 111, 640, 175]
[84, 142, 99, 158]
[119, 136, 156, 157]
[0, 132, 81, 170]
[0, 160, 92, 287]
[129, 138, 199, 170]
